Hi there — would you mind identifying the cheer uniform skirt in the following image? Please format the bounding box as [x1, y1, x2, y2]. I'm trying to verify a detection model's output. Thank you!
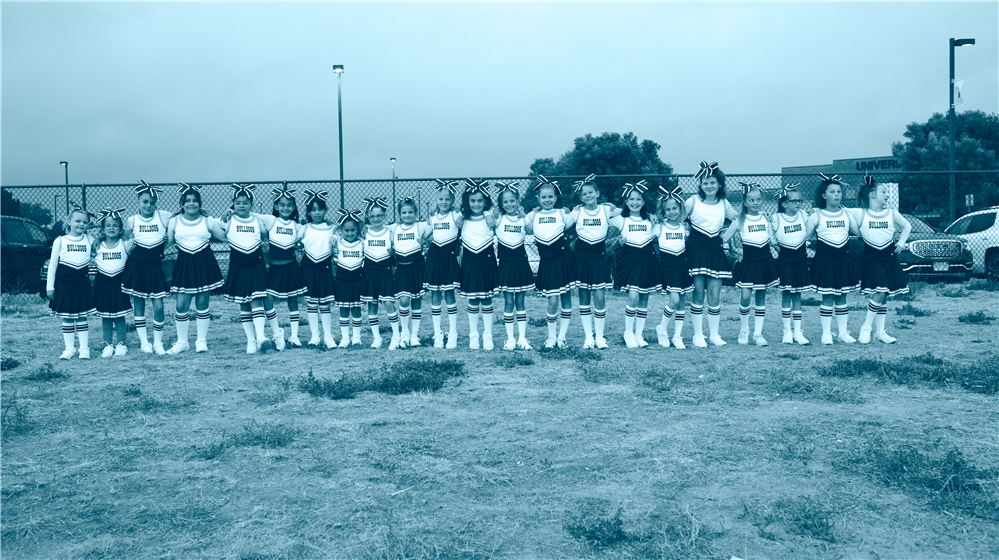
[687, 229, 731, 279]
[333, 265, 363, 308]
[266, 260, 307, 299]
[395, 257, 427, 300]
[860, 244, 909, 296]
[811, 241, 859, 296]
[776, 245, 814, 293]
[171, 247, 224, 295]
[615, 245, 661, 294]
[459, 248, 499, 299]
[659, 252, 693, 294]
[497, 244, 534, 293]
[50, 263, 96, 320]
[93, 271, 132, 319]
[734, 245, 779, 290]
[361, 259, 396, 303]
[536, 248, 576, 298]
[573, 240, 613, 291]
[222, 248, 268, 304]
[301, 255, 335, 304]
[120, 244, 168, 299]
[424, 241, 460, 292]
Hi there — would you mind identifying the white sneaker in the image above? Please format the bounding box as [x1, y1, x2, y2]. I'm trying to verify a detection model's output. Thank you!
[709, 334, 727, 347]
[325, 337, 338, 350]
[351, 335, 362, 346]
[692, 334, 708, 348]
[793, 331, 810, 345]
[371, 336, 383, 349]
[858, 326, 872, 344]
[152, 342, 166, 355]
[246, 339, 258, 354]
[469, 333, 480, 350]
[446, 332, 458, 349]
[101, 344, 115, 359]
[672, 335, 686, 350]
[782, 330, 794, 344]
[544, 336, 557, 349]
[875, 330, 897, 344]
[838, 331, 856, 344]
[388, 336, 400, 350]
[594, 336, 608, 349]
[582, 335, 595, 349]
[400, 328, 410, 346]
[114, 343, 127, 357]
[338, 337, 350, 349]
[482, 336, 494, 351]
[433, 333, 444, 349]
[635, 335, 649, 348]
[307, 336, 321, 347]
[821, 332, 834, 345]
[409, 334, 421, 347]
[624, 331, 638, 348]
[656, 324, 670, 347]
[517, 337, 533, 350]
[503, 338, 517, 351]
[78, 347, 90, 360]
[288, 335, 302, 348]
[195, 339, 208, 353]
[140, 343, 153, 354]
[556, 337, 567, 348]
[754, 334, 768, 347]
[738, 329, 750, 345]
[167, 341, 189, 355]
[59, 347, 77, 360]
[274, 328, 285, 351]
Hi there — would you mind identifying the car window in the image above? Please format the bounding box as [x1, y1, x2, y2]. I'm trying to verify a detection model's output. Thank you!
[1, 220, 29, 244]
[904, 215, 936, 234]
[24, 222, 49, 244]
[945, 215, 973, 235]
[966, 213, 997, 235]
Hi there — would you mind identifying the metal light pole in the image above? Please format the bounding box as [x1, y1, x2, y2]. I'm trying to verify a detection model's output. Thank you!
[59, 161, 69, 214]
[333, 64, 345, 209]
[390, 157, 397, 221]
[949, 37, 975, 223]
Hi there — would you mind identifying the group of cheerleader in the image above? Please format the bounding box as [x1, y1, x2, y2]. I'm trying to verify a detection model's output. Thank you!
[46, 162, 912, 360]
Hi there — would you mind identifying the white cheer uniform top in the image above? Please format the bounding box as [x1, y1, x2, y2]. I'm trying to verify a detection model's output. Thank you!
[657, 221, 686, 256]
[688, 197, 732, 237]
[814, 208, 850, 248]
[46, 234, 93, 291]
[496, 215, 526, 249]
[225, 214, 264, 254]
[172, 216, 218, 254]
[857, 208, 896, 250]
[575, 205, 609, 244]
[363, 226, 394, 271]
[460, 215, 494, 254]
[335, 238, 364, 271]
[127, 211, 171, 249]
[266, 216, 299, 261]
[94, 239, 130, 276]
[301, 223, 335, 262]
[740, 214, 771, 249]
[773, 211, 807, 250]
[619, 216, 656, 260]
[429, 211, 459, 246]
[532, 209, 568, 258]
[393, 222, 428, 264]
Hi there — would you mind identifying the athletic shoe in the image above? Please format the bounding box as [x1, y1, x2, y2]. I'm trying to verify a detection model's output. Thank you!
[782, 330, 794, 344]
[544, 336, 557, 349]
[556, 337, 567, 348]
[101, 344, 115, 359]
[624, 332, 638, 348]
[792, 331, 810, 345]
[274, 328, 286, 351]
[517, 337, 533, 350]
[78, 347, 90, 360]
[582, 335, 595, 349]
[838, 331, 856, 344]
[503, 338, 517, 351]
[195, 339, 208, 353]
[482, 336, 494, 351]
[288, 335, 302, 348]
[388, 336, 400, 351]
[671, 335, 686, 350]
[754, 334, 768, 347]
[307, 336, 321, 347]
[433, 333, 444, 349]
[409, 334, 421, 347]
[445, 332, 458, 349]
[738, 329, 750, 345]
[821, 333, 834, 345]
[594, 336, 608, 349]
[114, 343, 127, 357]
[709, 334, 727, 347]
[152, 343, 166, 355]
[635, 335, 649, 348]
[858, 326, 872, 344]
[469, 333, 480, 350]
[656, 324, 671, 348]
[351, 335, 362, 346]
[692, 334, 708, 348]
[875, 331, 897, 344]
[59, 347, 77, 360]
[140, 343, 153, 354]
[246, 339, 257, 354]
[338, 337, 350, 349]
[325, 337, 338, 350]
[167, 341, 189, 355]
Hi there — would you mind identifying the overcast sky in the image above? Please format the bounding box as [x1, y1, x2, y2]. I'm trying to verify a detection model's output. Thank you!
[2, 1, 997, 186]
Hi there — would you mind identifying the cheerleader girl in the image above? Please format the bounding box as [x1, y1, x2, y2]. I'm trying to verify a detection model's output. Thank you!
[47, 207, 96, 359]
[805, 174, 860, 345]
[525, 176, 579, 348]
[93, 208, 133, 357]
[684, 161, 739, 347]
[298, 191, 337, 348]
[221, 184, 276, 354]
[847, 177, 911, 344]
[654, 186, 692, 349]
[259, 186, 307, 348]
[166, 184, 226, 354]
[493, 182, 534, 350]
[392, 197, 430, 348]
[332, 210, 366, 347]
[458, 179, 499, 350]
[571, 175, 621, 349]
[121, 181, 171, 355]
[613, 181, 661, 348]
[424, 180, 463, 349]
[723, 183, 778, 346]
[772, 184, 815, 345]
[359, 197, 400, 349]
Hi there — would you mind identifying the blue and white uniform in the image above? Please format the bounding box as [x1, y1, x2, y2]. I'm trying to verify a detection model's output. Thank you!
[333, 237, 365, 308]
[808, 208, 859, 296]
[47, 233, 97, 319]
[393, 222, 429, 299]
[169, 215, 225, 294]
[221, 214, 268, 304]
[532, 209, 576, 297]
[686, 196, 736, 278]
[773, 211, 813, 293]
[93, 238, 133, 318]
[853, 208, 908, 296]
[573, 205, 614, 290]
[257, 214, 307, 299]
[658, 221, 693, 294]
[458, 215, 498, 299]
[299, 222, 336, 304]
[360, 226, 396, 303]
[424, 211, 461, 292]
[495, 214, 534, 293]
[733, 213, 778, 290]
[121, 210, 172, 299]
[615, 215, 661, 294]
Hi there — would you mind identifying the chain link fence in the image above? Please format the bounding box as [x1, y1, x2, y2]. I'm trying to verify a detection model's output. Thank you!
[3, 171, 997, 302]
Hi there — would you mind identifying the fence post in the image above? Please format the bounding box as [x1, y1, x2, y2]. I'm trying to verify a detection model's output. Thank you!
[81, 184, 87, 212]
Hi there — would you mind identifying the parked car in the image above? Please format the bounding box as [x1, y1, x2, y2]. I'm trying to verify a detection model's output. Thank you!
[1, 216, 53, 297]
[943, 206, 999, 280]
[895, 214, 973, 281]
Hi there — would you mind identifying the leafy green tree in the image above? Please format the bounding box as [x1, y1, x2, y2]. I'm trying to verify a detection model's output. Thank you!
[891, 111, 999, 218]
[1, 189, 22, 217]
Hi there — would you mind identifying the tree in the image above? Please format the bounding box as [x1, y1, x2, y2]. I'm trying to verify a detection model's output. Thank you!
[1, 188, 22, 217]
[20, 203, 53, 227]
[891, 111, 999, 218]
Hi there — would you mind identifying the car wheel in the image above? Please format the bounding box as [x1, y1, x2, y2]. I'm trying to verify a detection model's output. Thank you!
[986, 251, 999, 281]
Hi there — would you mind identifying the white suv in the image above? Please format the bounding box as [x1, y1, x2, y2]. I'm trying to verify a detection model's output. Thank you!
[944, 206, 999, 279]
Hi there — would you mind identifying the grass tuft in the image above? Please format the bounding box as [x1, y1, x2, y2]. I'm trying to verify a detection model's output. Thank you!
[0, 356, 21, 371]
[936, 284, 969, 298]
[493, 354, 535, 368]
[565, 504, 627, 547]
[966, 278, 999, 291]
[0, 390, 32, 440]
[121, 384, 142, 397]
[895, 303, 934, 317]
[24, 362, 68, 382]
[299, 360, 465, 400]
[639, 367, 681, 393]
[190, 438, 230, 461]
[535, 345, 602, 363]
[819, 352, 996, 394]
[769, 497, 838, 542]
[527, 317, 548, 328]
[958, 311, 996, 325]
[230, 421, 299, 449]
[299, 368, 364, 400]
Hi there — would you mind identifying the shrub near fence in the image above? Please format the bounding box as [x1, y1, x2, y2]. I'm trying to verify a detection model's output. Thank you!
[3, 171, 997, 300]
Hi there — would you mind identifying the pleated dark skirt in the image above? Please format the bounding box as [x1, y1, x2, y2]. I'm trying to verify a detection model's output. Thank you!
[536, 250, 577, 298]
[659, 252, 693, 294]
[811, 242, 860, 296]
[459, 251, 499, 299]
[574, 256, 613, 291]
[616, 257, 662, 294]
[120, 245, 168, 299]
[171, 247, 224, 295]
[361, 265, 396, 303]
[395, 259, 427, 299]
[424, 255, 460, 292]
[93, 271, 132, 319]
[860, 245, 909, 296]
[687, 230, 731, 279]
[266, 260, 307, 299]
[776, 246, 814, 293]
[222, 251, 268, 304]
[50, 264, 96, 320]
[301, 256, 336, 304]
[734, 245, 779, 290]
[497, 259, 535, 293]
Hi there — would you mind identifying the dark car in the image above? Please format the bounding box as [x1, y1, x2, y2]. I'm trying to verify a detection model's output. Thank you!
[1, 216, 53, 297]
[895, 214, 973, 281]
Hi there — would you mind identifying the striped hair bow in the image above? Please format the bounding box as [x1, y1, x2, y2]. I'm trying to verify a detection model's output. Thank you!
[534, 175, 562, 195]
[68, 202, 97, 220]
[98, 207, 126, 222]
[494, 181, 521, 197]
[573, 173, 597, 192]
[818, 173, 844, 185]
[657, 184, 685, 205]
[738, 181, 761, 195]
[464, 178, 490, 195]
[694, 161, 719, 180]
[230, 183, 256, 199]
[621, 180, 649, 198]
[397, 196, 416, 204]
[271, 184, 296, 200]
[177, 182, 200, 195]
[334, 209, 364, 225]
[363, 196, 389, 213]
[863, 174, 876, 187]
[303, 189, 327, 206]
[433, 179, 460, 195]
[134, 180, 162, 197]
[775, 182, 801, 199]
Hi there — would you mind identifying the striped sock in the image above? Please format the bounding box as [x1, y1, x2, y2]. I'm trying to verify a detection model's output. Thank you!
[690, 304, 704, 337]
[624, 306, 636, 334]
[792, 310, 803, 334]
[369, 314, 380, 337]
[447, 303, 458, 334]
[152, 320, 164, 345]
[863, 300, 878, 331]
[579, 305, 593, 338]
[319, 304, 332, 340]
[754, 305, 766, 336]
[289, 311, 300, 338]
[307, 299, 320, 341]
[175, 311, 190, 343]
[388, 311, 399, 337]
[76, 320, 89, 350]
[660, 306, 674, 328]
[504, 312, 515, 340]
[134, 316, 148, 346]
[674, 310, 685, 337]
[340, 316, 350, 339]
[635, 307, 648, 338]
[706, 305, 721, 337]
[781, 307, 792, 332]
[740, 305, 751, 332]
[352, 316, 363, 339]
[467, 304, 480, 335]
[251, 308, 266, 340]
[398, 305, 411, 336]
[195, 308, 210, 342]
[481, 305, 493, 337]
[546, 312, 557, 340]
[516, 310, 527, 339]
[410, 309, 422, 338]
[266, 308, 280, 335]
[835, 304, 849, 335]
[558, 307, 572, 339]
[819, 305, 833, 335]
[593, 307, 606, 338]
[62, 321, 75, 349]
[431, 304, 442, 334]
[875, 302, 888, 333]
[241, 310, 255, 342]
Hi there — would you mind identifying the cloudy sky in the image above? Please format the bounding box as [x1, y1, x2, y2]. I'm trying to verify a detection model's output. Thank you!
[2, 1, 997, 186]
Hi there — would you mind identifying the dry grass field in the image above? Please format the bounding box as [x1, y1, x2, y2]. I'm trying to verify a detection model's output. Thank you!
[1, 281, 997, 559]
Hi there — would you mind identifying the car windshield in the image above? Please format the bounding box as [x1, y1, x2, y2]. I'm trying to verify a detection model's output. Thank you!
[903, 215, 937, 234]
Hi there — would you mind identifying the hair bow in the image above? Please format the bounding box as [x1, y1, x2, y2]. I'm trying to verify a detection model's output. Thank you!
[657, 184, 685, 205]
[863, 175, 876, 187]
[98, 207, 126, 222]
[303, 189, 328, 206]
[271, 184, 296, 200]
[230, 183, 256, 199]
[68, 202, 97, 220]
[464, 178, 490, 195]
[738, 181, 761, 196]
[534, 175, 562, 195]
[573, 173, 597, 192]
[397, 196, 416, 204]
[433, 179, 460, 195]
[621, 180, 649, 198]
[177, 182, 200, 195]
[494, 181, 521, 197]
[694, 161, 719, 180]
[363, 196, 389, 213]
[334, 209, 364, 225]
[774, 183, 801, 199]
[134, 180, 163, 197]
[818, 173, 844, 185]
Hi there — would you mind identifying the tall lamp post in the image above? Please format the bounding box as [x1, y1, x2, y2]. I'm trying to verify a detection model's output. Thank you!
[949, 37, 975, 223]
[390, 157, 397, 221]
[333, 64, 345, 209]
[59, 161, 69, 214]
